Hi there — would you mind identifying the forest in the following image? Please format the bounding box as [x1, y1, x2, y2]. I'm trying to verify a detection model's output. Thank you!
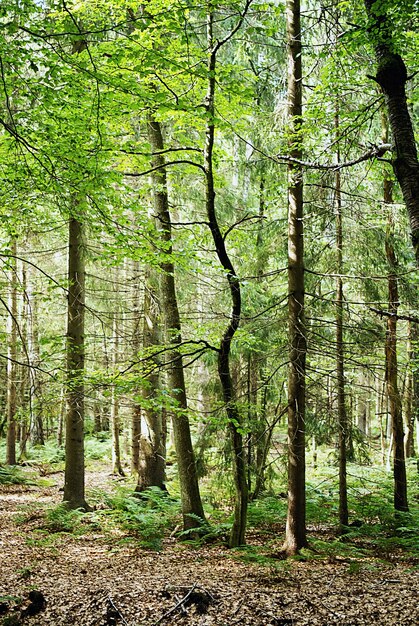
[0, 0, 418, 624]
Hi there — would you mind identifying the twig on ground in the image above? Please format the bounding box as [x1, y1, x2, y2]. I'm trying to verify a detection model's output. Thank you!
[154, 584, 197, 625]
[107, 595, 130, 626]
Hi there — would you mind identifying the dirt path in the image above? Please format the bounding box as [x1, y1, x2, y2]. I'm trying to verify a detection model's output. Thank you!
[1, 474, 418, 626]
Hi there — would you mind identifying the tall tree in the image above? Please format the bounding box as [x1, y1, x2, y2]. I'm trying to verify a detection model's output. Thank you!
[147, 116, 206, 530]
[204, 5, 251, 548]
[136, 268, 166, 492]
[282, 0, 308, 556]
[382, 123, 408, 511]
[5, 237, 18, 465]
[335, 110, 349, 529]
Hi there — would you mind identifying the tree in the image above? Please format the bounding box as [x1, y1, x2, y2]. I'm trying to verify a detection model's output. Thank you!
[5, 237, 18, 466]
[364, 0, 419, 264]
[63, 212, 88, 510]
[147, 116, 206, 531]
[282, 0, 308, 556]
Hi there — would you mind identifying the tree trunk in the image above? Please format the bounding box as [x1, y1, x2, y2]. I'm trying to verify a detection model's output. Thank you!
[146, 116, 205, 528]
[131, 261, 142, 475]
[383, 149, 408, 512]
[6, 237, 18, 466]
[204, 10, 247, 547]
[26, 267, 44, 446]
[135, 270, 166, 492]
[282, 0, 307, 556]
[364, 0, 419, 264]
[335, 111, 348, 529]
[404, 323, 415, 458]
[63, 216, 88, 510]
[110, 313, 124, 476]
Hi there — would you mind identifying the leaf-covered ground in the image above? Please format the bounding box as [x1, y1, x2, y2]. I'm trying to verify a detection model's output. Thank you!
[1, 472, 418, 626]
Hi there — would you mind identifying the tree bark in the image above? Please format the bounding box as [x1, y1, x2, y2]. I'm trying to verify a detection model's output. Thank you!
[6, 237, 18, 466]
[385, 227, 408, 511]
[364, 0, 419, 264]
[383, 140, 408, 512]
[282, 0, 307, 556]
[404, 325, 415, 458]
[110, 313, 125, 476]
[147, 116, 205, 529]
[63, 216, 88, 510]
[135, 271, 166, 492]
[131, 261, 142, 475]
[335, 111, 348, 529]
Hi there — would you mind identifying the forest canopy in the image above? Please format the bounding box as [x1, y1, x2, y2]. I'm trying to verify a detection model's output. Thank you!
[0, 0, 418, 560]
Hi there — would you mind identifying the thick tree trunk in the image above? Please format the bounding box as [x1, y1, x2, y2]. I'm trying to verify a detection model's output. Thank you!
[364, 0, 419, 264]
[147, 116, 205, 528]
[135, 271, 166, 492]
[6, 238, 18, 466]
[63, 216, 88, 510]
[204, 10, 247, 548]
[283, 0, 307, 556]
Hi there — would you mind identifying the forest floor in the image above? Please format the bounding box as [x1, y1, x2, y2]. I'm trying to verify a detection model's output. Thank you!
[0, 467, 418, 626]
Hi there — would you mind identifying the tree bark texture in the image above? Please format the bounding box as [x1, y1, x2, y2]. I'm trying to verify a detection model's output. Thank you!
[283, 0, 307, 555]
[147, 116, 206, 529]
[364, 0, 419, 264]
[63, 216, 88, 510]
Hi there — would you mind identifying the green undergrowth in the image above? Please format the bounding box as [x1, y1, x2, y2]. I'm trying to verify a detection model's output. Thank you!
[6, 437, 418, 563]
[0, 465, 32, 486]
[90, 486, 184, 550]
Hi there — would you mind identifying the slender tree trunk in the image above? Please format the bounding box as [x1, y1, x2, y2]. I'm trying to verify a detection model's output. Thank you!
[110, 313, 124, 476]
[6, 238, 18, 465]
[283, 0, 307, 556]
[204, 9, 247, 547]
[131, 262, 142, 475]
[146, 116, 205, 528]
[63, 216, 88, 510]
[335, 111, 348, 529]
[57, 386, 65, 447]
[364, 0, 419, 264]
[403, 323, 415, 458]
[26, 268, 44, 446]
[382, 133, 408, 512]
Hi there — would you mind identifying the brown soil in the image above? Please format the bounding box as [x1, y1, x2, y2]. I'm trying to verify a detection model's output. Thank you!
[1, 470, 418, 626]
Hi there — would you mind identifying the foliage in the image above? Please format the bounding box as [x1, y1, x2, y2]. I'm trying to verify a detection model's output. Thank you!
[99, 486, 181, 550]
[0, 466, 30, 486]
[41, 504, 85, 534]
